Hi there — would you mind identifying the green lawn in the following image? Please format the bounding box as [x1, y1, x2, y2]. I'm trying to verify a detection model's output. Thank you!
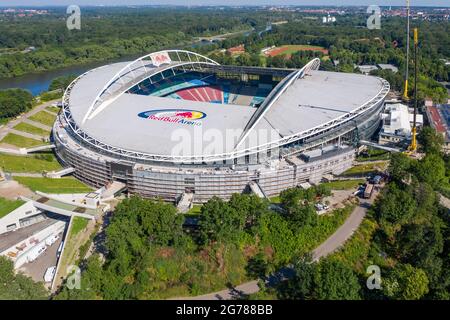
[186, 205, 202, 216]
[270, 196, 281, 204]
[0, 133, 46, 148]
[0, 153, 62, 173]
[0, 197, 25, 219]
[70, 216, 89, 237]
[14, 177, 93, 194]
[322, 179, 365, 190]
[29, 111, 57, 127]
[341, 162, 388, 177]
[357, 148, 390, 162]
[46, 106, 61, 114]
[14, 122, 50, 137]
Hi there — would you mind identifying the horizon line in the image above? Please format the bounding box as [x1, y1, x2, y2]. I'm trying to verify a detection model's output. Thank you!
[1, 4, 449, 8]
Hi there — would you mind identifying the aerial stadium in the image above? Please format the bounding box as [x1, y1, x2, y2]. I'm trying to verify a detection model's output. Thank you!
[53, 50, 390, 203]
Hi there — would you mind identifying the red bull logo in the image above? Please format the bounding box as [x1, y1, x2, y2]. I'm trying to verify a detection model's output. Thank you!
[150, 51, 172, 67]
[138, 109, 206, 126]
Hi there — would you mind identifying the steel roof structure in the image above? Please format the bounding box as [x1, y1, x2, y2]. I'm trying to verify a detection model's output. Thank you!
[62, 50, 390, 163]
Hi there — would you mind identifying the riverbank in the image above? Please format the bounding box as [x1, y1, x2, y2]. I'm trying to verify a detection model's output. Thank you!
[0, 27, 257, 96]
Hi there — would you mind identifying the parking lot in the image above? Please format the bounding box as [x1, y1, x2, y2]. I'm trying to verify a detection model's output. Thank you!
[18, 231, 64, 288]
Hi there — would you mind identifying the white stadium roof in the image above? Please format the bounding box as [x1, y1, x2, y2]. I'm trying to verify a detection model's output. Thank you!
[63, 50, 389, 162]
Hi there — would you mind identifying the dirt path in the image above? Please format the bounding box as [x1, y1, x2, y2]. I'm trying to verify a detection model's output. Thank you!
[0, 179, 34, 199]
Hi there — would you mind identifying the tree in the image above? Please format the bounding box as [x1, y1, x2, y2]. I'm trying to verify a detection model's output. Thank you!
[413, 182, 438, 221]
[228, 193, 269, 232]
[376, 182, 416, 235]
[414, 154, 447, 189]
[388, 153, 411, 183]
[49, 75, 77, 91]
[276, 254, 316, 300]
[0, 256, 48, 300]
[246, 252, 269, 279]
[397, 222, 444, 287]
[280, 187, 304, 209]
[384, 264, 429, 300]
[288, 204, 318, 229]
[198, 196, 245, 244]
[418, 126, 444, 155]
[0, 88, 34, 121]
[315, 259, 361, 300]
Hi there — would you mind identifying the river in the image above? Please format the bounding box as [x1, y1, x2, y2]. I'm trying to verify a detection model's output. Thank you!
[0, 26, 269, 96]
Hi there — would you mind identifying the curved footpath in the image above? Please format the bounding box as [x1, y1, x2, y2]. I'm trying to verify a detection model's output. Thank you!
[175, 193, 378, 300]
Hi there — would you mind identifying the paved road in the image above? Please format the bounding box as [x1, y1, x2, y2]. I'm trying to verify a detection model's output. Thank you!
[0, 99, 58, 142]
[439, 194, 450, 211]
[312, 198, 372, 261]
[11, 172, 45, 178]
[178, 192, 379, 300]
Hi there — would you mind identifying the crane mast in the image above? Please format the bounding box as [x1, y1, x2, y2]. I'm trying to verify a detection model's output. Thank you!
[403, 0, 411, 100]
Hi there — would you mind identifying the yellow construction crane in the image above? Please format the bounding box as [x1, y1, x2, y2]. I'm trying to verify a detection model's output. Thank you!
[408, 28, 419, 153]
[403, 0, 411, 101]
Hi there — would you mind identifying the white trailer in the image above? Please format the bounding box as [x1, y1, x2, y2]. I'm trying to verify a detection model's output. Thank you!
[45, 234, 59, 246]
[26, 244, 47, 263]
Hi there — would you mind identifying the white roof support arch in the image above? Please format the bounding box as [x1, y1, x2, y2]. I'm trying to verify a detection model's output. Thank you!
[82, 50, 220, 124]
[235, 58, 321, 149]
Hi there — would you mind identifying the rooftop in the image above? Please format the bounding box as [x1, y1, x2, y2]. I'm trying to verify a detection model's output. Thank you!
[66, 59, 386, 158]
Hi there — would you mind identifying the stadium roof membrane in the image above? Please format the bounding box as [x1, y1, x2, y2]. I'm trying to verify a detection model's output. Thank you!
[64, 51, 388, 160]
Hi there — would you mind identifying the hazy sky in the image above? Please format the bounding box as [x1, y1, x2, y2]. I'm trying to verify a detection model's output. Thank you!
[0, 1, 448, 7]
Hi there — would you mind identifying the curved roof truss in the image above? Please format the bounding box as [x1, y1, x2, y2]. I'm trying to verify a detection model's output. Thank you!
[82, 50, 219, 124]
[62, 56, 390, 163]
[235, 58, 321, 149]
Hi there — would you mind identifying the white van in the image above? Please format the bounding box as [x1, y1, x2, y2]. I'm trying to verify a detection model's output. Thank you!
[45, 234, 59, 246]
[27, 244, 47, 263]
[44, 266, 56, 283]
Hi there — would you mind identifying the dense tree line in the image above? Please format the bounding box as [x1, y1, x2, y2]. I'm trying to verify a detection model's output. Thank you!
[0, 88, 34, 122]
[54, 184, 345, 300]
[267, 128, 450, 300]
[0, 7, 273, 78]
[0, 256, 48, 299]
[198, 15, 449, 103]
[48, 75, 77, 92]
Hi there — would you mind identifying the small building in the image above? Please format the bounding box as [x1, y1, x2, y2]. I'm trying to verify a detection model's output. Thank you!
[379, 103, 423, 146]
[377, 64, 398, 73]
[0, 201, 43, 235]
[227, 45, 245, 55]
[426, 103, 450, 153]
[357, 65, 379, 75]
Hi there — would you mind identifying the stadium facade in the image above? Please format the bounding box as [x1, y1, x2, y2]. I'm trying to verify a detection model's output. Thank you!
[53, 50, 390, 203]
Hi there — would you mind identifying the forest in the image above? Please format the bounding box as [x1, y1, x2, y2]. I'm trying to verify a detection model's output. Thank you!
[253, 127, 450, 300]
[199, 15, 449, 103]
[52, 183, 354, 299]
[1, 7, 448, 103]
[0, 7, 272, 78]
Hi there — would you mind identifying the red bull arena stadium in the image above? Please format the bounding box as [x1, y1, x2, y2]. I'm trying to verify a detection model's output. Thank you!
[54, 50, 390, 203]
